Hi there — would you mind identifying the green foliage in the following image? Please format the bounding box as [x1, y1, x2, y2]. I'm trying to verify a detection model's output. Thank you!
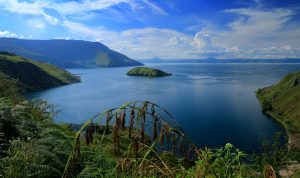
[127, 67, 171, 77]
[182, 143, 249, 178]
[0, 80, 23, 103]
[0, 100, 73, 177]
[252, 133, 288, 172]
[292, 170, 300, 178]
[0, 132, 7, 158]
[0, 84, 74, 178]
[261, 99, 273, 112]
[76, 147, 116, 178]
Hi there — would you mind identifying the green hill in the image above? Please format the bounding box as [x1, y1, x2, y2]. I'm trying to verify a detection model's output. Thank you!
[127, 67, 171, 77]
[0, 52, 80, 91]
[0, 38, 143, 68]
[257, 71, 300, 150]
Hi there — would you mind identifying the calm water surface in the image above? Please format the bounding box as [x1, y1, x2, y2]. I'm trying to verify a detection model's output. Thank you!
[28, 63, 300, 152]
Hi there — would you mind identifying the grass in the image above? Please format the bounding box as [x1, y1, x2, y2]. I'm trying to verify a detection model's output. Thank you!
[256, 71, 300, 150]
[0, 53, 27, 62]
[0, 52, 80, 91]
[127, 67, 171, 77]
[95, 52, 110, 67]
[292, 170, 300, 178]
[31, 60, 80, 84]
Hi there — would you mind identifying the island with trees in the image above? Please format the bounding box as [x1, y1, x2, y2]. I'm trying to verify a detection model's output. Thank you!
[126, 67, 171, 77]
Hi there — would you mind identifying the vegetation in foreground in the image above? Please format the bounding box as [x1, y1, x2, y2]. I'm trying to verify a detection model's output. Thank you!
[0, 78, 299, 177]
[0, 52, 80, 91]
[127, 67, 171, 77]
[257, 71, 300, 150]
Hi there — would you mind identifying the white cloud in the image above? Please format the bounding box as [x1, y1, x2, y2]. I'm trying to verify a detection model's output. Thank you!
[142, 0, 167, 15]
[0, 0, 166, 24]
[212, 7, 299, 49]
[61, 3, 300, 59]
[0, 0, 59, 25]
[62, 20, 219, 59]
[27, 19, 46, 29]
[54, 37, 71, 40]
[49, 0, 136, 15]
[62, 15, 300, 59]
[203, 7, 300, 58]
[0, 30, 18, 37]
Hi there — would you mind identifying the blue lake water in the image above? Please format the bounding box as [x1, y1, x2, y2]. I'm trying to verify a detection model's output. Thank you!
[28, 63, 300, 152]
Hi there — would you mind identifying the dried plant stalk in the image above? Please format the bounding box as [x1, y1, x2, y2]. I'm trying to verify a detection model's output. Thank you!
[105, 110, 111, 132]
[114, 113, 121, 154]
[152, 105, 158, 141]
[179, 138, 184, 155]
[140, 104, 147, 143]
[129, 108, 135, 138]
[172, 133, 176, 154]
[165, 124, 170, 145]
[140, 116, 145, 143]
[85, 124, 95, 145]
[159, 125, 165, 147]
[134, 134, 139, 158]
[264, 165, 276, 178]
[121, 110, 126, 130]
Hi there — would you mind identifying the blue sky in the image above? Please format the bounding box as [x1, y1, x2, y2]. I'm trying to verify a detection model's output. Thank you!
[0, 0, 300, 59]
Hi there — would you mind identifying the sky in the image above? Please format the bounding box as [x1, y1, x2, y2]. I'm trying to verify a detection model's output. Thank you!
[0, 0, 300, 60]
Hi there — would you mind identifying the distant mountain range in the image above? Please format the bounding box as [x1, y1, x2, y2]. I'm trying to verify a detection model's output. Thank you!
[140, 57, 300, 63]
[0, 38, 143, 68]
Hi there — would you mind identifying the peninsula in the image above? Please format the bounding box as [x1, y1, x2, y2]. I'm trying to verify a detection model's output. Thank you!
[0, 52, 80, 91]
[257, 71, 300, 150]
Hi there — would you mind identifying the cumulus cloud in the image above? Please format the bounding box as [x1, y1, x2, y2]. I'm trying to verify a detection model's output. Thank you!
[62, 20, 220, 59]
[0, 30, 18, 38]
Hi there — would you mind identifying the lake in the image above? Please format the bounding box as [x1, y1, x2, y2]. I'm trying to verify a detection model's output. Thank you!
[28, 63, 300, 152]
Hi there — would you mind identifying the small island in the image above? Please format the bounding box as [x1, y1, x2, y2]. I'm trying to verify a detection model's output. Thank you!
[126, 67, 171, 77]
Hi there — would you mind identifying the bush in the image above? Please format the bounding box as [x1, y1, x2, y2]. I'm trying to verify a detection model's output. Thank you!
[181, 143, 250, 178]
[252, 133, 288, 173]
[262, 99, 273, 112]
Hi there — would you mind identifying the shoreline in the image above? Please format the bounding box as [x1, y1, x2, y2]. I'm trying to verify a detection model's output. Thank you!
[264, 111, 292, 150]
[256, 94, 300, 151]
